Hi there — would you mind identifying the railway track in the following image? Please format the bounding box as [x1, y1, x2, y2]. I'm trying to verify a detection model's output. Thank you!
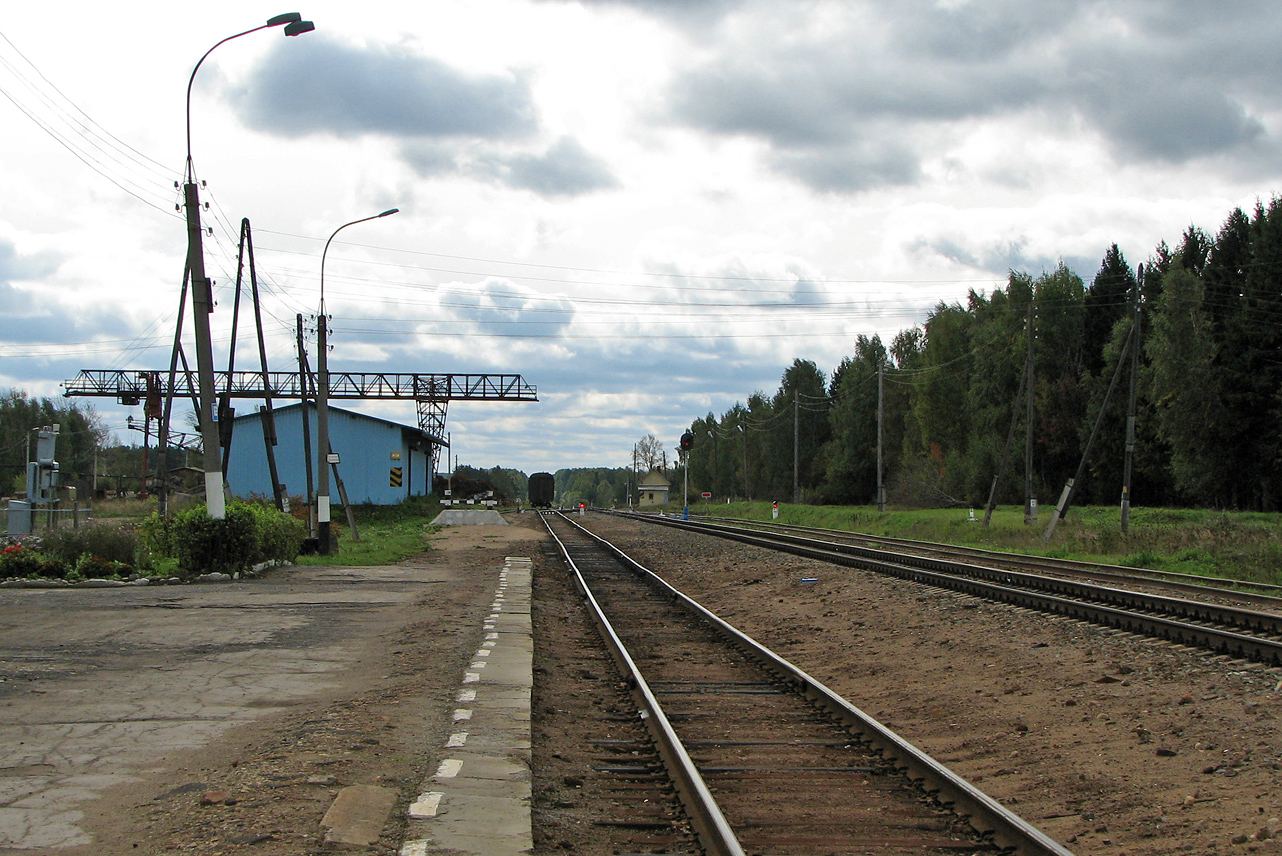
[540, 510, 1074, 856]
[692, 514, 1282, 607]
[613, 511, 1282, 666]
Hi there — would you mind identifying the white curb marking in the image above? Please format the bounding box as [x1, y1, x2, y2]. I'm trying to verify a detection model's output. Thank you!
[435, 758, 464, 779]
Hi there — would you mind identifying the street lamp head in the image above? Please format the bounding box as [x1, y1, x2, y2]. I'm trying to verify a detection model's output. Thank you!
[377, 208, 400, 218]
[265, 13, 314, 36]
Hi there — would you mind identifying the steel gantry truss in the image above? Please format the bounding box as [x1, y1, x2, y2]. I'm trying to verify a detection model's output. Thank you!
[64, 370, 535, 405]
[64, 368, 537, 486]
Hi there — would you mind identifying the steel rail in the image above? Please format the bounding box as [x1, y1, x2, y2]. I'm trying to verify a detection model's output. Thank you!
[539, 512, 746, 856]
[619, 512, 1282, 665]
[666, 516, 1282, 636]
[675, 517, 1282, 634]
[694, 513, 1282, 602]
[557, 512, 1076, 856]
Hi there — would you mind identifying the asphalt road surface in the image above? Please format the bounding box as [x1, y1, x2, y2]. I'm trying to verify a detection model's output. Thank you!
[0, 523, 543, 854]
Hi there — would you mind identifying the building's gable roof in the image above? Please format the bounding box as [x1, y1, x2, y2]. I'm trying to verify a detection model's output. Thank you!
[639, 470, 670, 488]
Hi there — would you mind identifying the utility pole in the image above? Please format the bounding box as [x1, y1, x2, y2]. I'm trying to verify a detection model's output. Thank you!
[316, 302, 332, 553]
[1045, 317, 1136, 541]
[877, 360, 885, 512]
[983, 349, 1030, 527]
[710, 428, 718, 500]
[241, 218, 284, 512]
[296, 314, 316, 541]
[1024, 301, 1036, 525]
[180, 14, 314, 518]
[793, 392, 800, 504]
[156, 270, 189, 518]
[183, 180, 224, 518]
[316, 209, 397, 555]
[141, 412, 150, 495]
[740, 423, 748, 501]
[1121, 264, 1143, 534]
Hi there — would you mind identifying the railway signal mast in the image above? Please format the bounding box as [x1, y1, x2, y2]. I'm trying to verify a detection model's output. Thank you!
[679, 430, 694, 520]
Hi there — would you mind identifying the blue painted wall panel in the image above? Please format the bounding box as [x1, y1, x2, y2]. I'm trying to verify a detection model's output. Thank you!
[225, 403, 434, 505]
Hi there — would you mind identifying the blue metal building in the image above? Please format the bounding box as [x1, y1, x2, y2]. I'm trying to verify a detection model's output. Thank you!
[225, 403, 441, 505]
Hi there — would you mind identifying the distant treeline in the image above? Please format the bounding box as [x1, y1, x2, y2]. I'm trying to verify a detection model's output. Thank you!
[682, 198, 1282, 511]
[0, 391, 106, 496]
[438, 466, 635, 508]
[553, 467, 633, 508]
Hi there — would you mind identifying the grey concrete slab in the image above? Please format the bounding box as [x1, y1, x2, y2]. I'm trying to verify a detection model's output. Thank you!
[0, 563, 451, 852]
[322, 784, 399, 847]
[414, 792, 532, 853]
[431, 509, 507, 526]
[400, 556, 532, 856]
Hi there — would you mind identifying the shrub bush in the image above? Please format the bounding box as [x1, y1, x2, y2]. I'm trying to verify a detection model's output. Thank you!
[0, 544, 67, 579]
[246, 502, 306, 565]
[74, 553, 130, 579]
[41, 525, 142, 572]
[0, 544, 42, 579]
[143, 501, 304, 576]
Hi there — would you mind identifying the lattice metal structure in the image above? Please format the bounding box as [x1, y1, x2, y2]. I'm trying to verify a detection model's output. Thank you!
[64, 369, 537, 478]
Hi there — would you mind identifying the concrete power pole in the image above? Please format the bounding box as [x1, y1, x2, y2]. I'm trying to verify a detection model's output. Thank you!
[877, 360, 885, 512]
[983, 349, 1030, 527]
[183, 181, 225, 519]
[1024, 302, 1036, 525]
[296, 315, 316, 541]
[1121, 264, 1143, 534]
[1044, 316, 1136, 542]
[784, 392, 794, 504]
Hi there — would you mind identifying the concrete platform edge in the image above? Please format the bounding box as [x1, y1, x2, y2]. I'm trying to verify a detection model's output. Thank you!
[400, 556, 533, 856]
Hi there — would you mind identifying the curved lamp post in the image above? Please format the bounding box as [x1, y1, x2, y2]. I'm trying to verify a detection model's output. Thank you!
[316, 208, 399, 554]
[184, 13, 314, 520]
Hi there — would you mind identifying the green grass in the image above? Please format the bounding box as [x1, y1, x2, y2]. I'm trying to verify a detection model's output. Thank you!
[293, 501, 441, 567]
[84, 497, 158, 519]
[677, 500, 1282, 586]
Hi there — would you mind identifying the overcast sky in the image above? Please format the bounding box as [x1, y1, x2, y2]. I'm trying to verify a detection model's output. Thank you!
[2, 0, 1280, 476]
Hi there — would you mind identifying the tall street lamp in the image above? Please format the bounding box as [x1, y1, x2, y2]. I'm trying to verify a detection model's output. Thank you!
[184, 13, 314, 519]
[316, 208, 399, 554]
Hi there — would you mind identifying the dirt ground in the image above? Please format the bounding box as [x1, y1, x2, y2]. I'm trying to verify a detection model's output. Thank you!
[48, 522, 544, 856]
[21, 510, 1280, 855]
[574, 514, 1282, 856]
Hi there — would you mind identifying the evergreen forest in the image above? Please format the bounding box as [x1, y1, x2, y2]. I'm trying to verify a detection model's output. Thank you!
[681, 199, 1282, 512]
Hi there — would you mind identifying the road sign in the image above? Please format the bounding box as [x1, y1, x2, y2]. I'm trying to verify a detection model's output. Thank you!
[701, 492, 712, 499]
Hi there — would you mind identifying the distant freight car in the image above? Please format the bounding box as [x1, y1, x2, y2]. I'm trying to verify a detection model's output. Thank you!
[529, 472, 555, 508]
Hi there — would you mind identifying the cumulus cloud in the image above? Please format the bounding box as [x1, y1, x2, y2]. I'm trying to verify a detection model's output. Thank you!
[768, 141, 921, 194]
[436, 277, 576, 338]
[403, 137, 619, 197]
[231, 37, 538, 140]
[534, 0, 743, 28]
[0, 240, 63, 322]
[660, 1, 1282, 192]
[639, 252, 833, 308]
[481, 138, 619, 196]
[0, 239, 59, 287]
